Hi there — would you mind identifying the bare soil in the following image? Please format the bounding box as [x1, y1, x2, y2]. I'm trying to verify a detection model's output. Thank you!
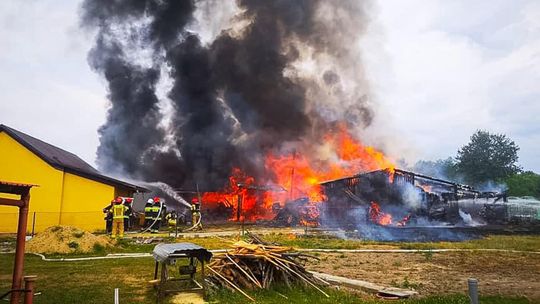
[306, 251, 540, 300]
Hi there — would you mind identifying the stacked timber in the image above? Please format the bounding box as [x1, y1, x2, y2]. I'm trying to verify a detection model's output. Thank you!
[205, 234, 329, 301]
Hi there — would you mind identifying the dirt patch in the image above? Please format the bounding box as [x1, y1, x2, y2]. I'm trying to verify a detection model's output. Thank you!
[26, 226, 113, 254]
[306, 251, 540, 300]
[169, 292, 205, 304]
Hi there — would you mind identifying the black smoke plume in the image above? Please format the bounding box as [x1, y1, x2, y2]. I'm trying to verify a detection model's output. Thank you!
[81, 0, 373, 190]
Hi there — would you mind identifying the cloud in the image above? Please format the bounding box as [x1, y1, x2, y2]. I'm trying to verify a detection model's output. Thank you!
[0, 0, 106, 167]
[363, 0, 540, 172]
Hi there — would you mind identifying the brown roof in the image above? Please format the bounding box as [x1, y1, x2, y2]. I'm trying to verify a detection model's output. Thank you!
[0, 124, 147, 192]
[0, 180, 37, 195]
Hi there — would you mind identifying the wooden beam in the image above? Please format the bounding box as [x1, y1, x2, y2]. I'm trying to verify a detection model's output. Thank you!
[310, 271, 418, 298]
[0, 197, 23, 207]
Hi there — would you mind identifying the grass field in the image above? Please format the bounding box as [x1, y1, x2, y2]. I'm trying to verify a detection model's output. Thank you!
[0, 253, 533, 304]
[31, 233, 540, 258]
[1, 233, 539, 303]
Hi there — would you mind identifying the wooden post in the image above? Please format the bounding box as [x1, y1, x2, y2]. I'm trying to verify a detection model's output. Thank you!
[31, 212, 36, 238]
[154, 262, 159, 280]
[23, 275, 37, 304]
[11, 191, 30, 304]
[201, 259, 206, 298]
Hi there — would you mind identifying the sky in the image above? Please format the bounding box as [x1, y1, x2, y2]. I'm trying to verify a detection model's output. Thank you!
[0, 0, 539, 172]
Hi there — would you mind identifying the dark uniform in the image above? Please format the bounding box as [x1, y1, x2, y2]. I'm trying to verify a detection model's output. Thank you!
[144, 199, 154, 230]
[122, 198, 133, 231]
[103, 201, 114, 234]
[151, 197, 162, 233]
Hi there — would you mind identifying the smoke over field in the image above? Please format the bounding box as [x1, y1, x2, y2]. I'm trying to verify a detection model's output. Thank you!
[81, 0, 385, 192]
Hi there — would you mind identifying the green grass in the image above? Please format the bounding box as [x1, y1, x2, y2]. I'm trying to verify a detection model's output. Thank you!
[252, 233, 540, 252]
[3, 233, 537, 259]
[209, 286, 531, 304]
[0, 253, 157, 304]
[2, 233, 539, 259]
[398, 235, 540, 252]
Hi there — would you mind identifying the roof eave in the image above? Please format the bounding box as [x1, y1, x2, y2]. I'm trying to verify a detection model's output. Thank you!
[63, 167, 150, 192]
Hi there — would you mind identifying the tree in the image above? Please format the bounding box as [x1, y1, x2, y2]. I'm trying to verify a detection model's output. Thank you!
[456, 130, 521, 185]
[504, 171, 540, 199]
[413, 158, 459, 181]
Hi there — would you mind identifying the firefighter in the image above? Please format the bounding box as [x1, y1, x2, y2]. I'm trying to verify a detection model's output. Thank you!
[144, 198, 155, 230]
[190, 198, 203, 230]
[151, 197, 163, 233]
[122, 197, 133, 232]
[111, 197, 128, 238]
[103, 200, 114, 234]
[160, 200, 168, 227]
[165, 210, 177, 232]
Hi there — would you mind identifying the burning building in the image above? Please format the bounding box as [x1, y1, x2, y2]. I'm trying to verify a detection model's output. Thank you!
[185, 167, 507, 228]
[320, 168, 505, 227]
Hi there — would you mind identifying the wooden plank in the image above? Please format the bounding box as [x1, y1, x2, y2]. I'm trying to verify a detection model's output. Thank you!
[309, 271, 417, 298]
[0, 197, 23, 207]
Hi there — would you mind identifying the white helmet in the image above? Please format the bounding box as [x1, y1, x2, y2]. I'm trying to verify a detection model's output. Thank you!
[147, 198, 154, 204]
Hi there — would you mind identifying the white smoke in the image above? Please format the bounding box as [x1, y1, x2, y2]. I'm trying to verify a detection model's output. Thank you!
[401, 184, 423, 210]
[458, 209, 482, 226]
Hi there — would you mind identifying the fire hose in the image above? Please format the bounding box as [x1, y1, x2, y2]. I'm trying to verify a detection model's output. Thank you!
[140, 201, 201, 233]
[183, 211, 203, 232]
[140, 201, 164, 234]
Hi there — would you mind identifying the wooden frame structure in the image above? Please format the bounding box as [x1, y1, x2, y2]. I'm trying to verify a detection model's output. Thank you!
[0, 180, 37, 304]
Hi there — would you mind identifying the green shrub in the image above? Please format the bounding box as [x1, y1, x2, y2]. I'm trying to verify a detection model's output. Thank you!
[92, 243, 106, 255]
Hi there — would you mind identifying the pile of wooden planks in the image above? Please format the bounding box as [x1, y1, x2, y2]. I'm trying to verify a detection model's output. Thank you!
[205, 234, 329, 301]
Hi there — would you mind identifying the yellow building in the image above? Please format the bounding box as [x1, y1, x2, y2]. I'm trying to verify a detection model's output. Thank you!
[0, 124, 146, 233]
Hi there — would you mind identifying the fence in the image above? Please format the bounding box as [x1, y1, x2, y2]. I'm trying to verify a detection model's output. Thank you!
[0, 211, 105, 234]
[507, 205, 540, 223]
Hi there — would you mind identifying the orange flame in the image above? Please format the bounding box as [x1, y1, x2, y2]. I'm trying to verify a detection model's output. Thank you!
[265, 126, 395, 204]
[203, 126, 395, 222]
[369, 201, 412, 227]
[369, 201, 393, 226]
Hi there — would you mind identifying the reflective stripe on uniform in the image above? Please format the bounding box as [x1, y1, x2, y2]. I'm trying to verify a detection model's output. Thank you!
[113, 204, 126, 219]
[144, 207, 154, 219]
[151, 206, 162, 220]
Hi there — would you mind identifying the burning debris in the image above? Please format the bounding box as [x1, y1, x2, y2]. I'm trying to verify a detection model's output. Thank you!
[186, 166, 538, 242]
[321, 168, 509, 227]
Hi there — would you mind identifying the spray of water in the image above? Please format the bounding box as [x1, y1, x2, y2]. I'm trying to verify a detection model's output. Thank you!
[139, 181, 191, 208]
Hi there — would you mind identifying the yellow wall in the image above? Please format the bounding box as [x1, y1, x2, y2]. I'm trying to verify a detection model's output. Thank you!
[0, 132, 64, 232]
[60, 173, 115, 232]
[0, 132, 119, 233]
